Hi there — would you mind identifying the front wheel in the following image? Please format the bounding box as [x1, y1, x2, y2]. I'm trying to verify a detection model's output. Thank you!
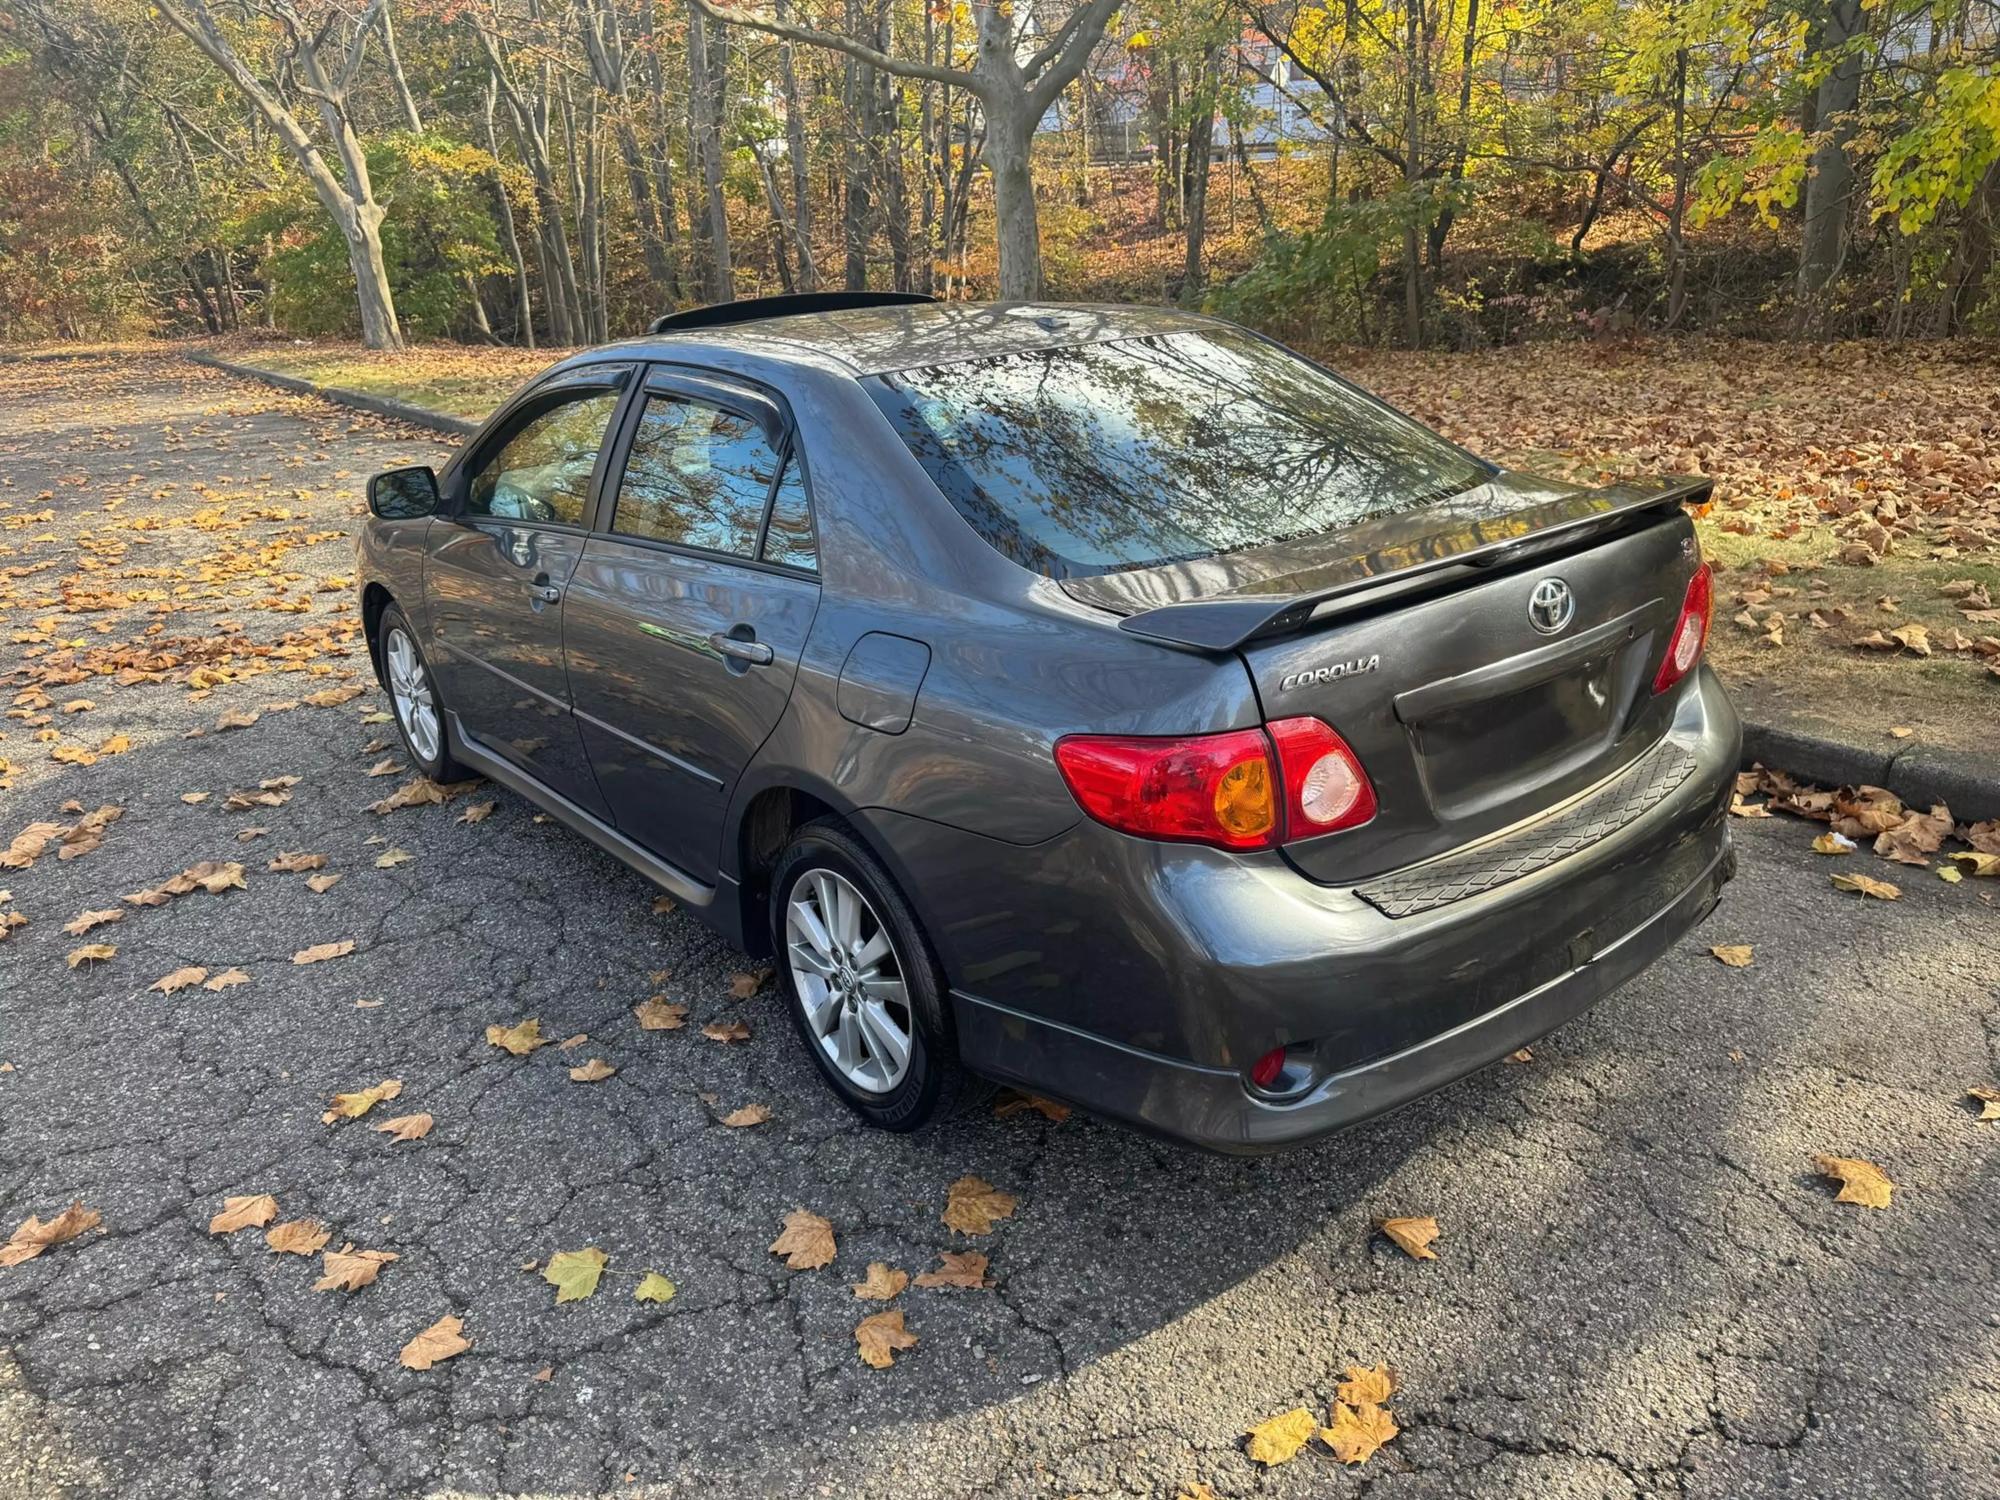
[377, 604, 467, 783]
[770, 820, 967, 1131]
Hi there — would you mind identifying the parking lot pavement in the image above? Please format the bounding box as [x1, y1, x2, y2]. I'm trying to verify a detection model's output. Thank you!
[2, 354, 1997, 1500]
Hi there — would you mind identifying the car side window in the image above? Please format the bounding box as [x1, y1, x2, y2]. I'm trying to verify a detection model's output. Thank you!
[611, 394, 779, 557]
[760, 456, 817, 572]
[465, 391, 619, 526]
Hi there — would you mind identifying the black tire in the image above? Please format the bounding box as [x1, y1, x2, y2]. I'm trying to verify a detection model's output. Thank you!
[769, 818, 970, 1131]
[375, 603, 468, 783]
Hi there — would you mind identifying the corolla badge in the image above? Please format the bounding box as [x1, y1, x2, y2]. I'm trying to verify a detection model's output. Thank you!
[1528, 577, 1575, 635]
[1280, 655, 1380, 691]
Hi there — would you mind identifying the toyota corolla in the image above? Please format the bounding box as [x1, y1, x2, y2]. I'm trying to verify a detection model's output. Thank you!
[357, 293, 1739, 1152]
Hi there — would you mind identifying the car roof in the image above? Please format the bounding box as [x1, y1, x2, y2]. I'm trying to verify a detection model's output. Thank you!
[582, 300, 1225, 379]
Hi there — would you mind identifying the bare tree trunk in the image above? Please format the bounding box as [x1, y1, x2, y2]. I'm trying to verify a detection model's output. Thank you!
[686, 0, 733, 300]
[1665, 49, 1689, 329]
[1401, 0, 1424, 348]
[639, 0, 686, 302]
[777, 0, 817, 288]
[1796, 0, 1864, 328]
[1181, 48, 1219, 305]
[379, 2, 423, 133]
[483, 76, 535, 347]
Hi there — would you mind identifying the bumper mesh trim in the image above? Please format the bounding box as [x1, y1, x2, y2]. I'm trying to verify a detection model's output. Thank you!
[1356, 740, 1700, 919]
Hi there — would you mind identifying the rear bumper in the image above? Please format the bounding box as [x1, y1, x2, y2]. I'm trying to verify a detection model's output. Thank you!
[944, 666, 1740, 1153]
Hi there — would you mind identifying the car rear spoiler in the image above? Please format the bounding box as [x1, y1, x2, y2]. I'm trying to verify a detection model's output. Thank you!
[1112, 475, 1712, 653]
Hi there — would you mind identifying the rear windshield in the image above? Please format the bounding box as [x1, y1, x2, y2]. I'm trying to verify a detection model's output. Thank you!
[865, 328, 1490, 579]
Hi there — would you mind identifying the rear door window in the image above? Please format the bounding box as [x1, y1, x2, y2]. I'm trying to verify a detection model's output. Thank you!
[865, 328, 1490, 579]
[611, 395, 780, 557]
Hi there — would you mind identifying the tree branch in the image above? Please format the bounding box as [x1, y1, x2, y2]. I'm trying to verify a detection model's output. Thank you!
[686, 0, 979, 93]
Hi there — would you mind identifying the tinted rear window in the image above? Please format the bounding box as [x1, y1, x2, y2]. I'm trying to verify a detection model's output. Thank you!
[866, 329, 1490, 579]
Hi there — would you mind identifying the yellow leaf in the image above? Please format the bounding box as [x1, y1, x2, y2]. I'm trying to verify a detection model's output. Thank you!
[1709, 944, 1755, 967]
[66, 943, 115, 968]
[720, 1103, 771, 1127]
[321, 1078, 402, 1124]
[913, 1250, 991, 1289]
[374, 847, 412, 868]
[1830, 872, 1900, 900]
[292, 940, 355, 964]
[851, 1262, 909, 1300]
[1949, 851, 2000, 877]
[150, 966, 208, 994]
[1336, 1364, 1397, 1406]
[855, 1308, 918, 1368]
[769, 1208, 836, 1269]
[209, 1194, 278, 1234]
[1377, 1217, 1439, 1260]
[1244, 1407, 1316, 1466]
[375, 1112, 433, 1143]
[0, 1202, 102, 1267]
[634, 996, 688, 1030]
[568, 1057, 616, 1083]
[635, 1272, 677, 1304]
[1321, 1400, 1399, 1465]
[62, 909, 121, 936]
[543, 1247, 608, 1302]
[266, 1218, 332, 1256]
[399, 1314, 471, 1370]
[1813, 1154, 1895, 1208]
[941, 1175, 1017, 1235]
[485, 1018, 546, 1055]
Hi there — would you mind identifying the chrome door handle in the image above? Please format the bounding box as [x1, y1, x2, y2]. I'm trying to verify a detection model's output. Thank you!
[533, 584, 562, 603]
[708, 632, 773, 666]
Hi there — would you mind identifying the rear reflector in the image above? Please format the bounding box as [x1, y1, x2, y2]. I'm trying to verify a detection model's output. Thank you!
[1653, 562, 1713, 695]
[1054, 728, 1277, 850]
[1249, 1046, 1287, 1089]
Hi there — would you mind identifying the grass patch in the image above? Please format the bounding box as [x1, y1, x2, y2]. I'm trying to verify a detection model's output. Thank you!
[226, 342, 569, 421]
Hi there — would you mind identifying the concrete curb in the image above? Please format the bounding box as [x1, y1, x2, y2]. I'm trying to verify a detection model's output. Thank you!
[183, 349, 480, 439]
[186, 348, 1999, 822]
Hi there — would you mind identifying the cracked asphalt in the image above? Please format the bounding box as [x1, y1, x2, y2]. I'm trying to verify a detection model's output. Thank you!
[2, 352, 1997, 1500]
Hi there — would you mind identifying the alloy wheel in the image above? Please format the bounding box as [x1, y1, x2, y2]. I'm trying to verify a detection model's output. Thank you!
[785, 869, 913, 1094]
[384, 626, 441, 765]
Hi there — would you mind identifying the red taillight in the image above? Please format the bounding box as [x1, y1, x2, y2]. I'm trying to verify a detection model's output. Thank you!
[1267, 715, 1377, 838]
[1054, 718, 1376, 850]
[1653, 562, 1713, 695]
[1249, 1046, 1287, 1089]
[1054, 727, 1278, 850]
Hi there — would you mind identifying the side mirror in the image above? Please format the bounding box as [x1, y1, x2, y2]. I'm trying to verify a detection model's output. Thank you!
[368, 466, 440, 520]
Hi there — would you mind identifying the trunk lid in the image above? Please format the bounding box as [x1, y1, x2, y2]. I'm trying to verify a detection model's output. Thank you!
[1060, 472, 1709, 882]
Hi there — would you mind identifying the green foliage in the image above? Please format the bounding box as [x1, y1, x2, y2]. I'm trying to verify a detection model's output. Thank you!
[1870, 65, 2000, 235]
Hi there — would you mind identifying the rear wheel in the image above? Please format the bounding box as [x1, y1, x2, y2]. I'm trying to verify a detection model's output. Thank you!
[377, 604, 466, 782]
[770, 820, 966, 1131]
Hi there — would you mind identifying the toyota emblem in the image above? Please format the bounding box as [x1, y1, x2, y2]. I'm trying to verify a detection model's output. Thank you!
[1528, 577, 1575, 635]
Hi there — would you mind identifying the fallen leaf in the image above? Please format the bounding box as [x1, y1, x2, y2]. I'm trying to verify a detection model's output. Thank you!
[65, 943, 115, 969]
[314, 1243, 398, 1292]
[266, 1218, 333, 1256]
[180, 792, 209, 804]
[1336, 1364, 1397, 1406]
[701, 1019, 751, 1044]
[209, 1194, 279, 1234]
[203, 968, 250, 991]
[150, 966, 209, 994]
[543, 1247, 608, 1303]
[486, 1018, 546, 1055]
[651, 894, 676, 915]
[634, 997, 688, 1030]
[720, 1103, 771, 1127]
[267, 851, 327, 873]
[1968, 1086, 2000, 1121]
[728, 967, 770, 999]
[568, 1057, 616, 1083]
[533, 1366, 553, 1382]
[556, 1032, 589, 1051]
[769, 1208, 836, 1269]
[993, 1090, 1071, 1123]
[374, 847, 412, 869]
[1812, 831, 1858, 855]
[1377, 1217, 1439, 1260]
[322, 1078, 402, 1123]
[457, 800, 495, 824]
[364, 757, 404, 778]
[851, 1262, 909, 1300]
[1503, 1046, 1534, 1064]
[1321, 1399, 1399, 1465]
[399, 1314, 470, 1370]
[1710, 944, 1755, 968]
[1813, 1154, 1895, 1209]
[376, 1113, 433, 1143]
[1950, 851, 2000, 878]
[1831, 872, 1901, 900]
[62, 909, 122, 936]
[0, 1202, 102, 1267]
[635, 1271, 677, 1304]
[854, 1308, 917, 1369]
[1244, 1408, 1317, 1467]
[942, 1175, 1017, 1235]
[913, 1250, 992, 1289]
[292, 940, 355, 964]
[305, 873, 342, 893]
